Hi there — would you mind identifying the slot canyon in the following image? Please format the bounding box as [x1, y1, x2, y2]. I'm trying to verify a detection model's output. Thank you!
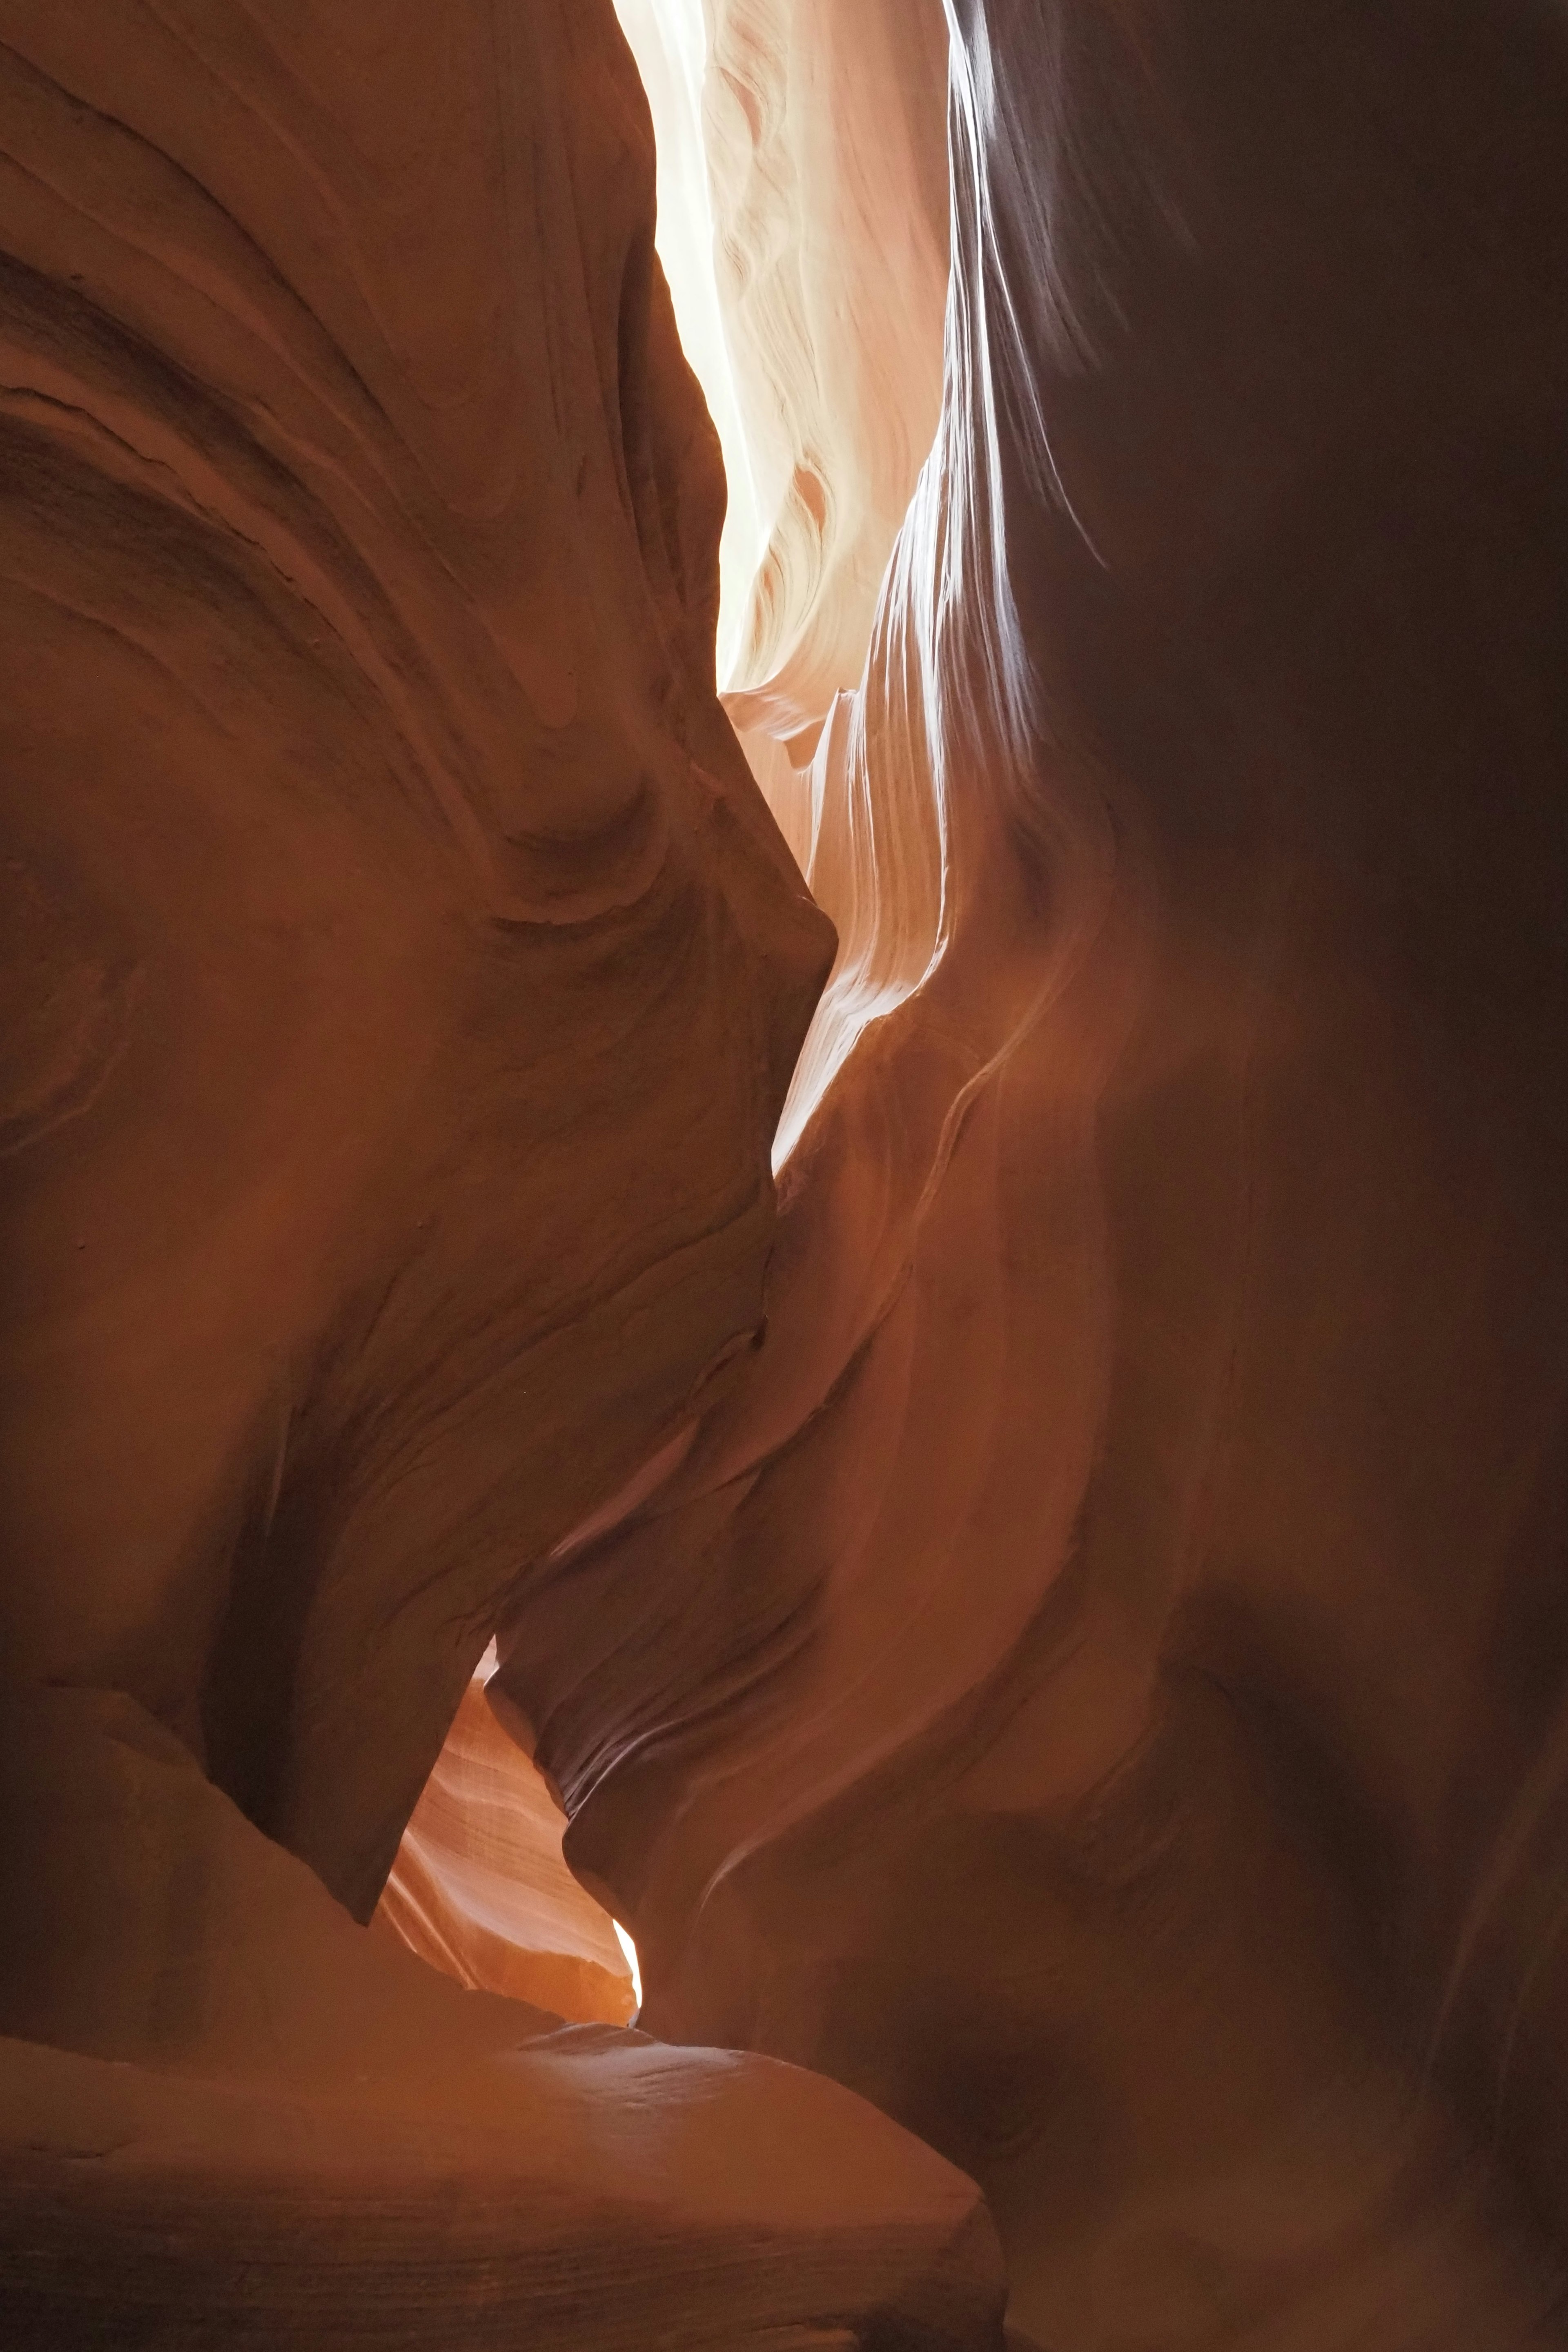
[1, 0, 1566, 2345]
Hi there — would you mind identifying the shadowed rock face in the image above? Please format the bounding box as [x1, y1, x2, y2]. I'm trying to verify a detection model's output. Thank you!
[488, 2, 1568, 2342]
[0, 3, 1007, 2344]
[0, 0, 833, 1916]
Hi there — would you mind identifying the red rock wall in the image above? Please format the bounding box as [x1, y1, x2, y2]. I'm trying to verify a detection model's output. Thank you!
[490, 3, 1568, 2343]
[0, 0, 831, 1921]
[4, 0, 1568, 2344]
[0, 2, 1004, 2342]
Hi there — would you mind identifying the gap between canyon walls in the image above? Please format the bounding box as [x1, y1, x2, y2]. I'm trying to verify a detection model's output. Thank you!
[377, 0, 956, 2013]
[0, 0, 1562, 2345]
[613, 0, 956, 1159]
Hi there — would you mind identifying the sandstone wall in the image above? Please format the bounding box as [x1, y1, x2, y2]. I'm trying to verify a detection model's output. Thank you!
[0, 3, 1001, 2341]
[491, 5, 1568, 2342]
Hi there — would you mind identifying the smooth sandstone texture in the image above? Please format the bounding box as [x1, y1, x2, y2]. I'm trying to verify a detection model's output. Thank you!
[489, 2, 1568, 2345]
[0, 1688, 1000, 2348]
[703, 0, 950, 733]
[718, 0, 952, 888]
[372, 1668, 636, 2026]
[616, 0, 950, 835]
[605, 0, 954, 1143]
[6, 0, 1568, 2343]
[0, 2, 1004, 2343]
[0, 0, 832, 1918]
[609, 0, 771, 694]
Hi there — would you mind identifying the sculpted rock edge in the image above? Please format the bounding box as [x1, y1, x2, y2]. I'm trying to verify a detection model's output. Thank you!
[0, 1, 1002, 2344]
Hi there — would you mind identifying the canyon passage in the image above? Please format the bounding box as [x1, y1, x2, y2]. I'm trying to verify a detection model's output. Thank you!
[2, 4, 1567, 2348]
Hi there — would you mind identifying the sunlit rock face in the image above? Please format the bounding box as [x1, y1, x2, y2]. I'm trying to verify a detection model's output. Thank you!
[615, 0, 950, 873]
[706, 0, 954, 1111]
[611, 0, 769, 690]
[492, 2, 1568, 2343]
[702, 0, 949, 730]
[0, 1, 1005, 2341]
[372, 1669, 635, 2025]
[614, 0, 953, 1142]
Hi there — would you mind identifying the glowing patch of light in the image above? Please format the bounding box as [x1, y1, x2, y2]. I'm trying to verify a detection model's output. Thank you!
[611, 0, 766, 687]
[612, 1919, 644, 2013]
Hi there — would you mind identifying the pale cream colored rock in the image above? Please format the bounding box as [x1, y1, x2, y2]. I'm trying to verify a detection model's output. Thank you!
[614, 0, 949, 753]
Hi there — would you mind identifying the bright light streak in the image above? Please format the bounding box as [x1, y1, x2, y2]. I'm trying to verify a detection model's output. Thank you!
[612, 1919, 644, 2013]
[611, 0, 766, 687]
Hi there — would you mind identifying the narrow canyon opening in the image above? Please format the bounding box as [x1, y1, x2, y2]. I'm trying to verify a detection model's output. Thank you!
[374, 0, 955, 2024]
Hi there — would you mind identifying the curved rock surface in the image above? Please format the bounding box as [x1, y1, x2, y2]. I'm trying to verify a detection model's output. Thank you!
[614, 0, 950, 868]
[0, 1687, 1000, 2348]
[610, 0, 771, 694]
[6, 0, 1568, 2344]
[373, 1666, 635, 2026]
[490, 3, 1568, 2344]
[0, 0, 836, 1917]
[0, 1, 1003, 2342]
[701, 0, 949, 731]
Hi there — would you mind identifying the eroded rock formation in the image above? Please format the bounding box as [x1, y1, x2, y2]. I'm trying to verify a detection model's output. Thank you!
[486, 3, 1568, 2345]
[365, 0, 955, 2036]
[699, 0, 949, 734]
[614, 0, 950, 882]
[372, 1665, 635, 2025]
[0, 1, 1002, 2342]
[4, 0, 1568, 2345]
